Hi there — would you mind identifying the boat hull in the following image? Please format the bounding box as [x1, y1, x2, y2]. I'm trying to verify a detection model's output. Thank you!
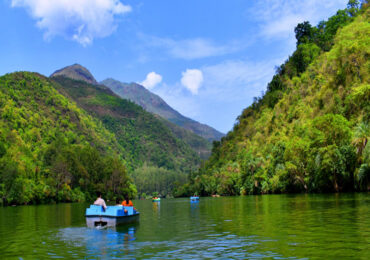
[85, 205, 139, 228]
[86, 213, 139, 228]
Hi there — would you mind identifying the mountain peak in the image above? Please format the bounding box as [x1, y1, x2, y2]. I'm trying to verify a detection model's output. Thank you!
[50, 64, 97, 85]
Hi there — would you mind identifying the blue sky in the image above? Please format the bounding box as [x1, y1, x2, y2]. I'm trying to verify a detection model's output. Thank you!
[0, 0, 348, 133]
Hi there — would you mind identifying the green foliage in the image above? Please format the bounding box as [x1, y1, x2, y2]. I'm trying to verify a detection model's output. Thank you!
[182, 3, 370, 197]
[51, 76, 204, 198]
[101, 78, 224, 142]
[291, 43, 321, 74]
[52, 76, 201, 174]
[131, 163, 187, 197]
[295, 21, 314, 46]
[0, 72, 134, 205]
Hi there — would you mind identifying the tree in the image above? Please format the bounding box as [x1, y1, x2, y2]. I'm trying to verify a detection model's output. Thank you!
[295, 21, 313, 46]
[352, 122, 369, 159]
[291, 43, 321, 74]
[347, 0, 360, 16]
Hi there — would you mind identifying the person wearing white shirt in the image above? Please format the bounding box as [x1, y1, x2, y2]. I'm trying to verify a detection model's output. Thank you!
[93, 192, 107, 210]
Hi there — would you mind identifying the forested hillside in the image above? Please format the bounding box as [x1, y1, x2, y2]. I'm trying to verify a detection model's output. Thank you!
[0, 72, 135, 205]
[180, 2, 370, 196]
[51, 76, 201, 197]
[101, 79, 224, 142]
[157, 116, 212, 159]
[102, 78, 212, 159]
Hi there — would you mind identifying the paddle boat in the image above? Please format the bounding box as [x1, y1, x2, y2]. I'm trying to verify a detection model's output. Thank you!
[85, 205, 139, 228]
[152, 197, 160, 202]
[190, 196, 199, 201]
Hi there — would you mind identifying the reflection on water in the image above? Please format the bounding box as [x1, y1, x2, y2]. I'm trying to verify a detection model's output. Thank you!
[57, 224, 138, 259]
[0, 194, 369, 259]
[57, 225, 290, 259]
[152, 201, 160, 213]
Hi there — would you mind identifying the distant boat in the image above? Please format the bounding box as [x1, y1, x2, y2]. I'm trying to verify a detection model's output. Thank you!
[152, 198, 160, 202]
[190, 196, 199, 201]
[85, 205, 139, 228]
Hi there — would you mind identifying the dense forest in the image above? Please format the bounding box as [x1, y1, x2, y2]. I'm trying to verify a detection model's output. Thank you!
[0, 73, 136, 205]
[102, 79, 213, 159]
[178, 1, 369, 196]
[52, 76, 201, 173]
[51, 76, 202, 199]
[0, 64, 207, 205]
[0, 71, 203, 204]
[1, 1, 368, 205]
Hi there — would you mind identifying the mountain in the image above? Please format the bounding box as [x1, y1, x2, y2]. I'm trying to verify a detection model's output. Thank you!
[180, 4, 370, 196]
[50, 75, 201, 174]
[100, 79, 224, 142]
[50, 65, 212, 158]
[50, 64, 98, 85]
[0, 72, 134, 205]
[157, 116, 212, 159]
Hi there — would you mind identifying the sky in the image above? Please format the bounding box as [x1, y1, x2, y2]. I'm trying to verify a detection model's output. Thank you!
[0, 0, 348, 133]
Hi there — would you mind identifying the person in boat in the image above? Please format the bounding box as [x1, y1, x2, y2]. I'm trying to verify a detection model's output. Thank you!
[115, 197, 121, 206]
[121, 195, 134, 207]
[93, 192, 107, 210]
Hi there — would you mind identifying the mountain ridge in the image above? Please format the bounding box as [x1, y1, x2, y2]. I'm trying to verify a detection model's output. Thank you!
[101, 78, 224, 142]
[49, 64, 213, 159]
[51, 75, 202, 173]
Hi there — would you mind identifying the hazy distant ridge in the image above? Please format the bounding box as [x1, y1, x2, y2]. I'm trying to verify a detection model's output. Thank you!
[101, 78, 224, 141]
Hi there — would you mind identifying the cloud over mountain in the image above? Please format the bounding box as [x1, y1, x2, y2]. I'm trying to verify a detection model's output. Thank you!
[181, 69, 203, 95]
[141, 72, 162, 89]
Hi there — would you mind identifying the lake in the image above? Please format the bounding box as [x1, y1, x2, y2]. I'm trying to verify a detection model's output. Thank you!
[0, 193, 369, 259]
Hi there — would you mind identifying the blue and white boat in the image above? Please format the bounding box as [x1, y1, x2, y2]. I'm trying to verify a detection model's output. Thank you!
[85, 205, 139, 227]
[190, 196, 199, 201]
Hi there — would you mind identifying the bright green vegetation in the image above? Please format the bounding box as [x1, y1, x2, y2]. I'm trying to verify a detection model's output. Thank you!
[101, 78, 224, 142]
[53, 76, 200, 172]
[181, 2, 370, 196]
[158, 117, 212, 159]
[101, 79, 212, 159]
[0, 194, 369, 258]
[0, 72, 135, 205]
[131, 163, 187, 198]
[51, 76, 201, 197]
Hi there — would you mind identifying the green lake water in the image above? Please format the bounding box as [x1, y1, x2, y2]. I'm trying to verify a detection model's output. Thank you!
[0, 193, 369, 259]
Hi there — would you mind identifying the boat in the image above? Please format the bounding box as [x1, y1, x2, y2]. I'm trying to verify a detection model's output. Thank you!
[85, 205, 139, 228]
[190, 196, 199, 201]
[152, 197, 160, 202]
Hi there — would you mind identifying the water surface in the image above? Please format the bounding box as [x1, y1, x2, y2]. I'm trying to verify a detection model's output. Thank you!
[0, 193, 369, 259]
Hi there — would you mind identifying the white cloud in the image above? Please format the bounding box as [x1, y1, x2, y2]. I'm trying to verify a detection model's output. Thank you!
[201, 58, 281, 102]
[11, 0, 132, 46]
[151, 59, 280, 132]
[181, 69, 203, 95]
[148, 58, 284, 132]
[140, 72, 162, 89]
[250, 0, 347, 39]
[139, 34, 245, 60]
[167, 38, 236, 60]
[153, 82, 201, 119]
